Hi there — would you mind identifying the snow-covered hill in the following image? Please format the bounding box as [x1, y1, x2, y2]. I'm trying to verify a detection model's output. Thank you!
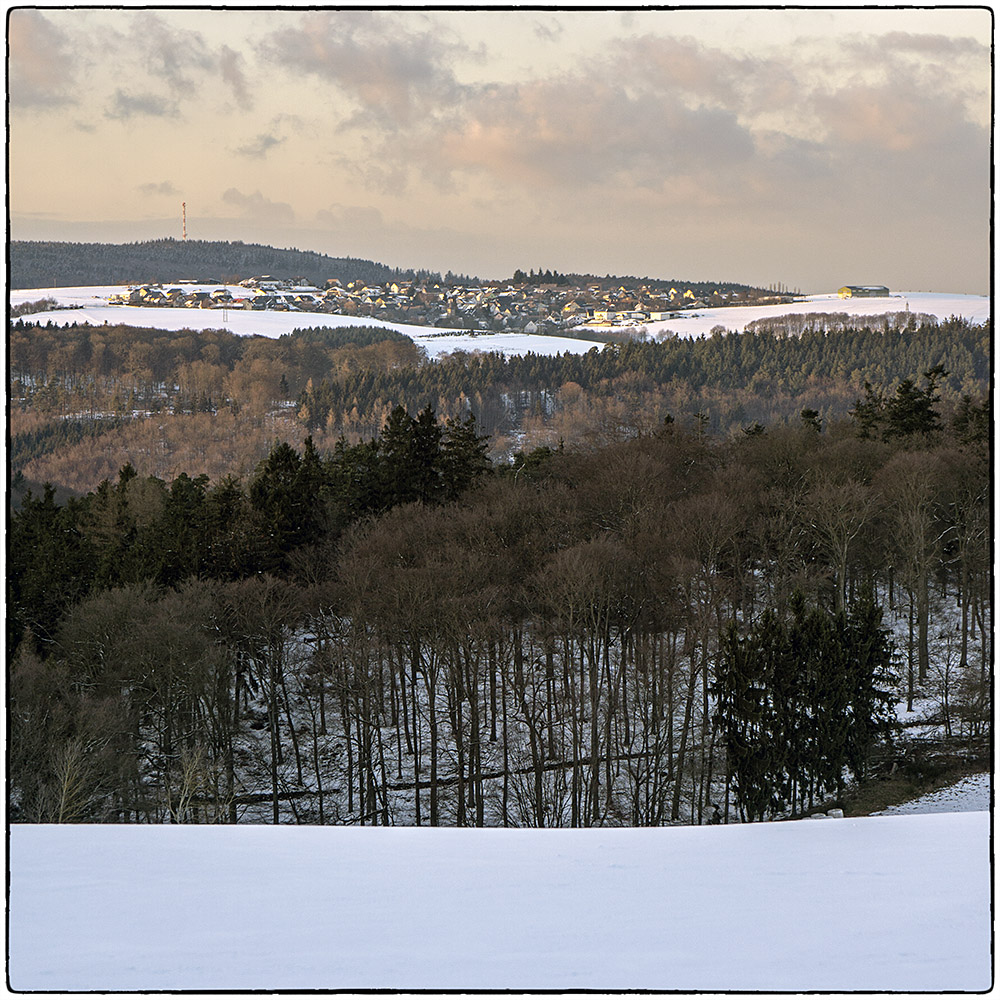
[640, 290, 990, 339]
[9, 285, 990, 359]
[9, 776, 990, 992]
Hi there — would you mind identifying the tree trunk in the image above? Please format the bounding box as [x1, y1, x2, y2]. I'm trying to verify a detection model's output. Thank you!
[427, 658, 439, 827]
[917, 569, 930, 683]
[410, 641, 421, 826]
[588, 636, 600, 826]
[671, 658, 699, 822]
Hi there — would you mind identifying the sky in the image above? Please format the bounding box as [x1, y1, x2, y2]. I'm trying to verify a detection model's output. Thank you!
[7, 7, 993, 292]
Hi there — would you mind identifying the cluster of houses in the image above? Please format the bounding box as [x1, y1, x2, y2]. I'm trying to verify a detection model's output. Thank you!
[108, 275, 789, 331]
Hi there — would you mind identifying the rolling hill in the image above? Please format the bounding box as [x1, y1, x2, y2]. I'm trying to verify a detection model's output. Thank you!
[8, 238, 441, 291]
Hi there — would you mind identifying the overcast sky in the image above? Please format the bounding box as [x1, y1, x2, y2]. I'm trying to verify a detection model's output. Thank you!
[8, 7, 992, 292]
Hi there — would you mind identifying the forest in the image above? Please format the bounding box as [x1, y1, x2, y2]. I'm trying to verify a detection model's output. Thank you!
[9, 312, 989, 499]
[8, 353, 991, 825]
[9, 239, 448, 291]
[10, 237, 773, 298]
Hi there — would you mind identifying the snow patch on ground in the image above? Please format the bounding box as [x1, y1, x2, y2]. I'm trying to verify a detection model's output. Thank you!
[874, 772, 991, 815]
[9, 806, 990, 992]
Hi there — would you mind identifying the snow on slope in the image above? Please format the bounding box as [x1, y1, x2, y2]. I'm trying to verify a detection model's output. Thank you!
[635, 291, 990, 339]
[875, 772, 992, 815]
[9, 806, 990, 991]
[9, 285, 990, 359]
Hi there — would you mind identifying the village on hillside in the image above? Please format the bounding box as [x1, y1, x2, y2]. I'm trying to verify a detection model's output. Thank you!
[108, 275, 801, 332]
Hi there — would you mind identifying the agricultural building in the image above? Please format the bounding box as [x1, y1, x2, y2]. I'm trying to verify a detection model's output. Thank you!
[838, 285, 890, 298]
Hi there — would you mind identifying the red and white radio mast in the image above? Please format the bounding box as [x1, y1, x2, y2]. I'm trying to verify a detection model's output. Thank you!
[182, 202, 187, 241]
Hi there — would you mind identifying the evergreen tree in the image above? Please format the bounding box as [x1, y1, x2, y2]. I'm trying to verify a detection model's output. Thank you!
[156, 472, 211, 586]
[842, 593, 899, 780]
[441, 413, 491, 500]
[716, 594, 898, 821]
[8, 485, 95, 653]
[884, 365, 947, 438]
[853, 365, 948, 440]
[249, 442, 312, 570]
[951, 394, 990, 446]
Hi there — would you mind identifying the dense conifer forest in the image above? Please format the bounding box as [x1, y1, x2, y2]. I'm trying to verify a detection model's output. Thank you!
[8, 312, 991, 823]
[9, 239, 445, 290]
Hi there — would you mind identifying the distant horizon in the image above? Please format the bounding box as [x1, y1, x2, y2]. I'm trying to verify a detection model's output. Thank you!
[7, 230, 989, 298]
[9, 9, 990, 295]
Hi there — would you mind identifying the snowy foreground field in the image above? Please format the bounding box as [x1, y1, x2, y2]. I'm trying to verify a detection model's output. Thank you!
[10, 285, 991, 359]
[9, 780, 991, 992]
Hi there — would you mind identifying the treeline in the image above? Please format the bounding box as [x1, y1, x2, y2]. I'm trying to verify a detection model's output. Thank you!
[9, 321, 429, 496]
[10, 321, 420, 420]
[11, 416, 127, 470]
[8, 392, 990, 825]
[556, 272, 770, 297]
[299, 316, 989, 440]
[10, 315, 990, 499]
[11, 314, 990, 498]
[9, 239, 444, 291]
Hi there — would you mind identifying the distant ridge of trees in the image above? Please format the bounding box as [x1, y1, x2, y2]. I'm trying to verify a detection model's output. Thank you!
[9, 239, 445, 291]
[509, 267, 771, 297]
[9, 313, 988, 496]
[11, 238, 775, 297]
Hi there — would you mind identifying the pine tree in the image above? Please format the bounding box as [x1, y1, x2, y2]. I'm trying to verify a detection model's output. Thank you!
[441, 413, 491, 500]
[248, 442, 314, 569]
[716, 594, 897, 821]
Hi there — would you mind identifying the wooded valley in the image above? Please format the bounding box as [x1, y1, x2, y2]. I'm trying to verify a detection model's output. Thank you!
[9, 312, 989, 497]
[8, 335, 990, 824]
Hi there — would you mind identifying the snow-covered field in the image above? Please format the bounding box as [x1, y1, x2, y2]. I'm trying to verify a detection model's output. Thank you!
[8, 284, 604, 358]
[9, 774, 991, 992]
[9, 285, 990, 358]
[639, 290, 991, 339]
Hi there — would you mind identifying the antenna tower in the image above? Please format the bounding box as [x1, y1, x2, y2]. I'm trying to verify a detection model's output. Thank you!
[182, 202, 187, 241]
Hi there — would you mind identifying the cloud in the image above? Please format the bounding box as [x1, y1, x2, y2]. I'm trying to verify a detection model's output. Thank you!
[8, 10, 78, 108]
[137, 181, 180, 197]
[151, 20, 254, 110]
[811, 55, 988, 156]
[95, 13, 255, 114]
[847, 30, 988, 61]
[260, 11, 471, 128]
[104, 90, 177, 122]
[236, 133, 285, 159]
[616, 34, 747, 107]
[437, 75, 754, 190]
[315, 204, 387, 233]
[105, 90, 178, 121]
[219, 45, 253, 110]
[126, 13, 216, 98]
[532, 18, 564, 43]
[362, 23, 988, 241]
[222, 188, 295, 224]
